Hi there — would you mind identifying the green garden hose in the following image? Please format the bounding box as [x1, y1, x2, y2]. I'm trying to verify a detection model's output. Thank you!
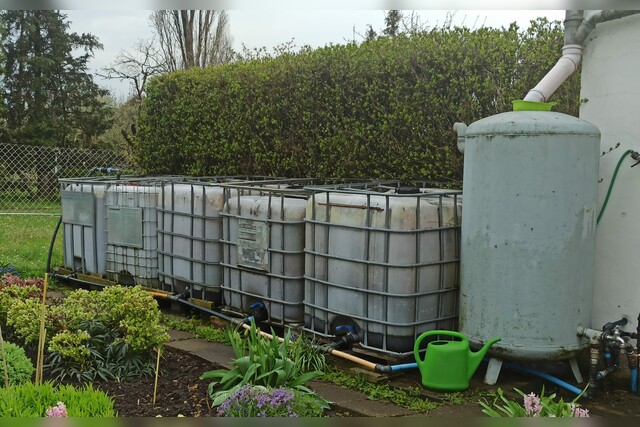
[597, 149, 634, 225]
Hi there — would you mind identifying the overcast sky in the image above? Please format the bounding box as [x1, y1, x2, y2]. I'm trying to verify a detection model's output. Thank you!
[62, 9, 565, 101]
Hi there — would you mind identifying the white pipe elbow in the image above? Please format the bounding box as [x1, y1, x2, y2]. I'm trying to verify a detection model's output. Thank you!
[523, 44, 583, 103]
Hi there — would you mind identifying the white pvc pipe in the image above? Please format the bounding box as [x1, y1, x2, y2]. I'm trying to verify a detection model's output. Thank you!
[523, 10, 640, 103]
[523, 44, 582, 103]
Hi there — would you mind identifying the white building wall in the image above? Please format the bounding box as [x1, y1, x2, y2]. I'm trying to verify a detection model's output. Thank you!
[580, 13, 640, 332]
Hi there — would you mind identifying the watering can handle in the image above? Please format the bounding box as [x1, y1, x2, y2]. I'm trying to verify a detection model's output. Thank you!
[414, 330, 469, 363]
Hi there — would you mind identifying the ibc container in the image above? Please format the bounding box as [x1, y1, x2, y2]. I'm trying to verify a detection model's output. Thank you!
[303, 183, 462, 356]
[220, 179, 319, 325]
[156, 176, 278, 303]
[59, 177, 112, 276]
[105, 177, 177, 287]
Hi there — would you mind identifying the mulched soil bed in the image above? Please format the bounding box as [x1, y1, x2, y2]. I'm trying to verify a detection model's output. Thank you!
[92, 347, 218, 417]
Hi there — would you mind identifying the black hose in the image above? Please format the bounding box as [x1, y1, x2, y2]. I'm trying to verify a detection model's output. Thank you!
[46, 215, 63, 273]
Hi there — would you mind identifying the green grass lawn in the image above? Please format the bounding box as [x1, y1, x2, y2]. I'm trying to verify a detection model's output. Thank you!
[0, 214, 63, 278]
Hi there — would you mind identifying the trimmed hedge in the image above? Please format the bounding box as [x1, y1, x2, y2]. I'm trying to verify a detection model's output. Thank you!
[136, 18, 580, 182]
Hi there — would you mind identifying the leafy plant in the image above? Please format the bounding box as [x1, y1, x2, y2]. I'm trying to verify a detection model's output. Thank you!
[6, 298, 43, 345]
[0, 277, 42, 325]
[478, 386, 590, 417]
[0, 341, 34, 386]
[288, 332, 327, 373]
[200, 321, 325, 407]
[62, 286, 170, 351]
[45, 320, 155, 384]
[216, 384, 328, 417]
[0, 381, 115, 417]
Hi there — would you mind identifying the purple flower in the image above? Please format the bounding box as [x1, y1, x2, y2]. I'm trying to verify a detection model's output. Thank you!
[46, 402, 68, 417]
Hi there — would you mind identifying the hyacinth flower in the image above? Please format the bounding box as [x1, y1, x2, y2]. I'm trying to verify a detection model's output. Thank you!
[479, 386, 590, 417]
[46, 402, 68, 417]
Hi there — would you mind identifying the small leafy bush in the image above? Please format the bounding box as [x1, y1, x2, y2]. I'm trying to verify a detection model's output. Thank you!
[200, 321, 325, 407]
[0, 381, 115, 417]
[0, 275, 43, 324]
[479, 386, 590, 417]
[6, 298, 43, 345]
[45, 320, 155, 383]
[62, 286, 170, 351]
[0, 341, 34, 386]
[217, 385, 328, 417]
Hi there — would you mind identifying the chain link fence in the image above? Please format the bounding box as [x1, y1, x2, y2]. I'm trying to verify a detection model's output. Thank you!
[0, 143, 135, 214]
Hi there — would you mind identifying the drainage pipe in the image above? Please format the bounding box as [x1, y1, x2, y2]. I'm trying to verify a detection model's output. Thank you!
[523, 10, 583, 102]
[523, 10, 640, 103]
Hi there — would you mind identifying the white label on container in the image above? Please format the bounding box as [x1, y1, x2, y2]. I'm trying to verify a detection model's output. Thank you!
[237, 219, 269, 271]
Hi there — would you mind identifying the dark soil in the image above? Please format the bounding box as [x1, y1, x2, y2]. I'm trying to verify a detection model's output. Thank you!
[92, 347, 218, 417]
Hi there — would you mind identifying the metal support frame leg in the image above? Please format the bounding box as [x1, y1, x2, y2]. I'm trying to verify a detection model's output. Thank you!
[485, 357, 503, 385]
[569, 358, 583, 383]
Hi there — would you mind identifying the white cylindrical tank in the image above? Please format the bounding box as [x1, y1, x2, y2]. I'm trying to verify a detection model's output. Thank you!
[459, 110, 600, 361]
[580, 14, 640, 333]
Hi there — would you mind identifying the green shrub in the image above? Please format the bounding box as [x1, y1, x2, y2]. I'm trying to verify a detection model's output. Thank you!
[62, 286, 169, 351]
[200, 321, 324, 407]
[6, 298, 42, 345]
[0, 381, 115, 417]
[6, 285, 167, 384]
[0, 275, 43, 324]
[0, 341, 35, 386]
[45, 320, 155, 383]
[137, 18, 579, 181]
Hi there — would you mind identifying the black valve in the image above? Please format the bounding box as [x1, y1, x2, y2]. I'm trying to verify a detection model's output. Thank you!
[602, 317, 628, 333]
[631, 151, 640, 167]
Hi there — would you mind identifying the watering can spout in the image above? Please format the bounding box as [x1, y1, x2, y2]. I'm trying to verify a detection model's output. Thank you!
[468, 336, 501, 380]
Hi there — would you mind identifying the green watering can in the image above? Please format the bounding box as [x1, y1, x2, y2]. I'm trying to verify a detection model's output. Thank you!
[413, 330, 501, 391]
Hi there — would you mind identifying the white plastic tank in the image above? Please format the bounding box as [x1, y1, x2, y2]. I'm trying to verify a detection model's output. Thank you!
[60, 177, 110, 276]
[156, 177, 271, 302]
[458, 109, 600, 361]
[157, 181, 227, 302]
[304, 184, 462, 356]
[105, 178, 165, 288]
[221, 182, 314, 325]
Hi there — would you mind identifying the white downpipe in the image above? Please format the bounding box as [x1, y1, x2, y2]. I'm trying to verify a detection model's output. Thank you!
[523, 10, 640, 103]
[523, 44, 582, 103]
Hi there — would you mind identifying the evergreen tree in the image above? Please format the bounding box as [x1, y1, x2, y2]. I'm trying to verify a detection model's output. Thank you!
[0, 10, 112, 147]
[383, 10, 402, 38]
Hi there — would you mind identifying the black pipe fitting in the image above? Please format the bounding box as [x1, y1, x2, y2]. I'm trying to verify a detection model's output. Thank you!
[328, 325, 362, 350]
[248, 301, 268, 323]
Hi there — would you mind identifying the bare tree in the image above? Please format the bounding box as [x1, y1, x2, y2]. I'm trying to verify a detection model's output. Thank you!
[99, 38, 166, 109]
[151, 10, 233, 71]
